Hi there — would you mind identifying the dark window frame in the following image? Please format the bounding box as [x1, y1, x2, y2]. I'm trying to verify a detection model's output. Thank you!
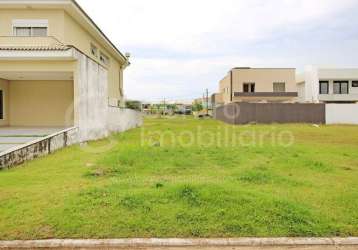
[243, 83, 255, 93]
[333, 81, 349, 94]
[319, 81, 329, 94]
[352, 81, 358, 87]
[0, 90, 3, 120]
[273, 82, 286, 92]
[90, 43, 98, 57]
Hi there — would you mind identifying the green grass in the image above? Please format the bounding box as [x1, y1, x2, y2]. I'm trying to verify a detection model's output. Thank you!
[0, 116, 358, 239]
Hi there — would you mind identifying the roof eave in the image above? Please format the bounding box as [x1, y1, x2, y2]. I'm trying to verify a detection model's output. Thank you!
[70, 0, 129, 64]
[0, 0, 129, 65]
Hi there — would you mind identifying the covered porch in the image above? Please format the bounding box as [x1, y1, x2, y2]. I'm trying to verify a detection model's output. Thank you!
[0, 70, 74, 128]
[0, 50, 76, 153]
[1, 36, 114, 144]
[0, 37, 76, 130]
[0, 68, 75, 153]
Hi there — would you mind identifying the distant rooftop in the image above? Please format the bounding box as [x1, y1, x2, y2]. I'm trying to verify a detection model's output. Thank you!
[232, 67, 296, 70]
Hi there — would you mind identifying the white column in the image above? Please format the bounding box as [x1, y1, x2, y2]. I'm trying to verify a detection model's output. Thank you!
[304, 65, 320, 103]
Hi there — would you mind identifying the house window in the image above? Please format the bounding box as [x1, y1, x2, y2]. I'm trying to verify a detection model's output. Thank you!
[14, 26, 47, 37]
[243, 83, 255, 93]
[352, 81, 358, 87]
[319, 81, 329, 94]
[90, 44, 98, 57]
[13, 19, 48, 37]
[333, 81, 349, 94]
[100, 52, 110, 65]
[0, 90, 3, 120]
[14, 27, 31, 36]
[273, 82, 286, 92]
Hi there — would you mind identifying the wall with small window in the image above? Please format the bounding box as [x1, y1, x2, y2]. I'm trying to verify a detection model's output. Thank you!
[231, 68, 296, 93]
[243, 83, 255, 93]
[0, 9, 65, 40]
[0, 9, 125, 105]
[273, 82, 286, 92]
[219, 73, 232, 104]
[62, 12, 125, 104]
[12, 19, 48, 37]
[319, 79, 358, 95]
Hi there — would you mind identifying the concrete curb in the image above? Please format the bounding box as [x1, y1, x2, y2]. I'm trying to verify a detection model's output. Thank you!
[0, 238, 358, 248]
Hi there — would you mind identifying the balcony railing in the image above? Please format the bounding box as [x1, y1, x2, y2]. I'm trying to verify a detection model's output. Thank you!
[319, 93, 358, 102]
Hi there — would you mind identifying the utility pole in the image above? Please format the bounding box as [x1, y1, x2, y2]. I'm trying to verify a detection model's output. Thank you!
[206, 88, 209, 116]
[163, 98, 166, 116]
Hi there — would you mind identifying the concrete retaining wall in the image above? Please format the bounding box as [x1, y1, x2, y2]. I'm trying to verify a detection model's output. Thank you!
[107, 107, 143, 133]
[326, 104, 358, 124]
[0, 127, 78, 170]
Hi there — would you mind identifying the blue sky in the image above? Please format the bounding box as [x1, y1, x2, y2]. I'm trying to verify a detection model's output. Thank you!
[77, 0, 358, 102]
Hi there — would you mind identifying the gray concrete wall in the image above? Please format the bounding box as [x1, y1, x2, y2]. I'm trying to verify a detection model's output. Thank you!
[0, 127, 78, 170]
[74, 51, 142, 142]
[74, 50, 109, 142]
[107, 107, 143, 133]
[215, 103, 326, 124]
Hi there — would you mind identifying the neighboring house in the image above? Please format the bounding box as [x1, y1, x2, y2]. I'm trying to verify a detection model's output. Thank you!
[211, 93, 224, 108]
[0, 0, 141, 142]
[193, 97, 212, 109]
[297, 66, 358, 103]
[215, 67, 298, 105]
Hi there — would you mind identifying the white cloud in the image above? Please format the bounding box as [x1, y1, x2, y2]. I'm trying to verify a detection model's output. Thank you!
[76, 0, 358, 101]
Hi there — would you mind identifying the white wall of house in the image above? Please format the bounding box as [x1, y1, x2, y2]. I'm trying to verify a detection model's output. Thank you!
[297, 82, 306, 102]
[326, 104, 358, 124]
[297, 66, 320, 103]
[297, 67, 358, 103]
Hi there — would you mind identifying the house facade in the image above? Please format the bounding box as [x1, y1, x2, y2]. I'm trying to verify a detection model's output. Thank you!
[0, 0, 141, 142]
[297, 66, 358, 103]
[217, 67, 298, 105]
[211, 93, 224, 108]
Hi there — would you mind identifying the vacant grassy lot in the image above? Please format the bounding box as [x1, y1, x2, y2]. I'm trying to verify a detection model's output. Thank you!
[0, 117, 358, 239]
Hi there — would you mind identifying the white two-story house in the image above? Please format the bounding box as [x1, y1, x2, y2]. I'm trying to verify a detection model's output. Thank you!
[297, 66, 358, 103]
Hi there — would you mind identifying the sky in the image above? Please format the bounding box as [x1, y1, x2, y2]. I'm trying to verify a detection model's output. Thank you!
[76, 0, 358, 102]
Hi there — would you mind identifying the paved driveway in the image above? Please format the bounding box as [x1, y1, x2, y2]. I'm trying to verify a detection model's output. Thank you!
[0, 127, 65, 153]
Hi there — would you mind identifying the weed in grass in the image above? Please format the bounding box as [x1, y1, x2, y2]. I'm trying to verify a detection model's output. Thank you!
[178, 185, 202, 206]
[120, 196, 145, 210]
[156, 183, 164, 188]
[83, 166, 122, 179]
[309, 161, 333, 173]
[238, 171, 272, 184]
[238, 170, 301, 186]
[268, 200, 337, 236]
[224, 222, 257, 235]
